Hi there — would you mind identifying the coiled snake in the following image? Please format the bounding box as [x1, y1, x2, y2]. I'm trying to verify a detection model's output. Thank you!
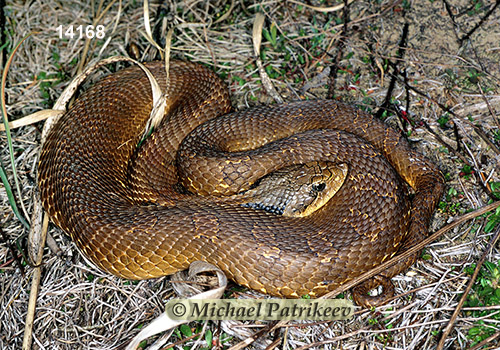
[38, 61, 444, 305]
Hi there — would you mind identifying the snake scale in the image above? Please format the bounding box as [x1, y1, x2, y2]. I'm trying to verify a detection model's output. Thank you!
[38, 61, 444, 305]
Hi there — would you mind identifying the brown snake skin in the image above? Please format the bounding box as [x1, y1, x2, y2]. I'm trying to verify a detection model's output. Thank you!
[38, 61, 445, 304]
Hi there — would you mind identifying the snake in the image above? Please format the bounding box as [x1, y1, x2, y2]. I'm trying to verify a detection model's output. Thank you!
[38, 60, 445, 306]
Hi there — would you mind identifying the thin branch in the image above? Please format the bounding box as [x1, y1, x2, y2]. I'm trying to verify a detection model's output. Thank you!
[459, 0, 500, 45]
[326, 0, 350, 99]
[467, 330, 500, 350]
[437, 226, 500, 349]
[375, 22, 409, 120]
[321, 201, 500, 301]
[228, 201, 500, 350]
[0, 226, 24, 276]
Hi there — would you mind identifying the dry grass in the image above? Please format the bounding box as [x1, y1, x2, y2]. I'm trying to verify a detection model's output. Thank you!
[2, 0, 500, 349]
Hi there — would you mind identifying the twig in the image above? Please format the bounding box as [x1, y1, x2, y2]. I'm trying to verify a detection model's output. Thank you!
[0, 226, 24, 277]
[163, 331, 203, 350]
[442, 0, 461, 43]
[401, 79, 500, 200]
[453, 120, 463, 154]
[437, 226, 500, 349]
[458, 0, 500, 46]
[399, 79, 500, 184]
[466, 330, 500, 350]
[287, 0, 355, 13]
[1, 33, 33, 227]
[402, 81, 491, 155]
[22, 213, 49, 350]
[419, 119, 468, 164]
[375, 22, 409, 120]
[228, 202, 500, 349]
[326, 0, 349, 99]
[477, 82, 500, 132]
[227, 321, 279, 350]
[321, 200, 500, 300]
[264, 336, 281, 350]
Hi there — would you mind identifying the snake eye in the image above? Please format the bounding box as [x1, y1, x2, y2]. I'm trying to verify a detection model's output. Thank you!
[312, 183, 326, 192]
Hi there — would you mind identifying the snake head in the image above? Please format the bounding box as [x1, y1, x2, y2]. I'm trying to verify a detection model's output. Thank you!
[241, 161, 348, 217]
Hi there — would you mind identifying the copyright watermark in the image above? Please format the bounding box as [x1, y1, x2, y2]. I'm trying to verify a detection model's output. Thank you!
[165, 299, 354, 321]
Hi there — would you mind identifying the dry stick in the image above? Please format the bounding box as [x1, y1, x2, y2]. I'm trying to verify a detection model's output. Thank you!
[227, 321, 280, 350]
[76, 0, 120, 75]
[458, 0, 500, 46]
[326, 0, 349, 100]
[288, 0, 355, 13]
[401, 81, 500, 200]
[467, 330, 500, 350]
[441, 0, 461, 43]
[264, 337, 281, 350]
[419, 120, 469, 164]
[369, 275, 466, 318]
[0, 226, 24, 276]
[410, 82, 499, 157]
[163, 331, 203, 350]
[375, 21, 409, 120]
[477, 82, 500, 132]
[437, 226, 500, 349]
[381, 66, 493, 159]
[321, 201, 500, 300]
[227, 201, 500, 350]
[22, 213, 48, 350]
[453, 120, 463, 154]
[471, 125, 500, 156]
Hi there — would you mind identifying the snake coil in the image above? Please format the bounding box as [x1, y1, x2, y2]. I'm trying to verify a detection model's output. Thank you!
[38, 61, 444, 306]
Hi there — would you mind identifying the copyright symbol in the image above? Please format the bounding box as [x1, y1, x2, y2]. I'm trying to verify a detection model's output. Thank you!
[170, 302, 187, 318]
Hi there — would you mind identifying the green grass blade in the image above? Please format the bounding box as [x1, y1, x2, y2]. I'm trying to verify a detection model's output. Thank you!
[0, 160, 29, 228]
[1, 33, 35, 227]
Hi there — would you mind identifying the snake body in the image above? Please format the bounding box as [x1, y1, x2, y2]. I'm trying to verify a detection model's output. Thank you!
[38, 61, 444, 302]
